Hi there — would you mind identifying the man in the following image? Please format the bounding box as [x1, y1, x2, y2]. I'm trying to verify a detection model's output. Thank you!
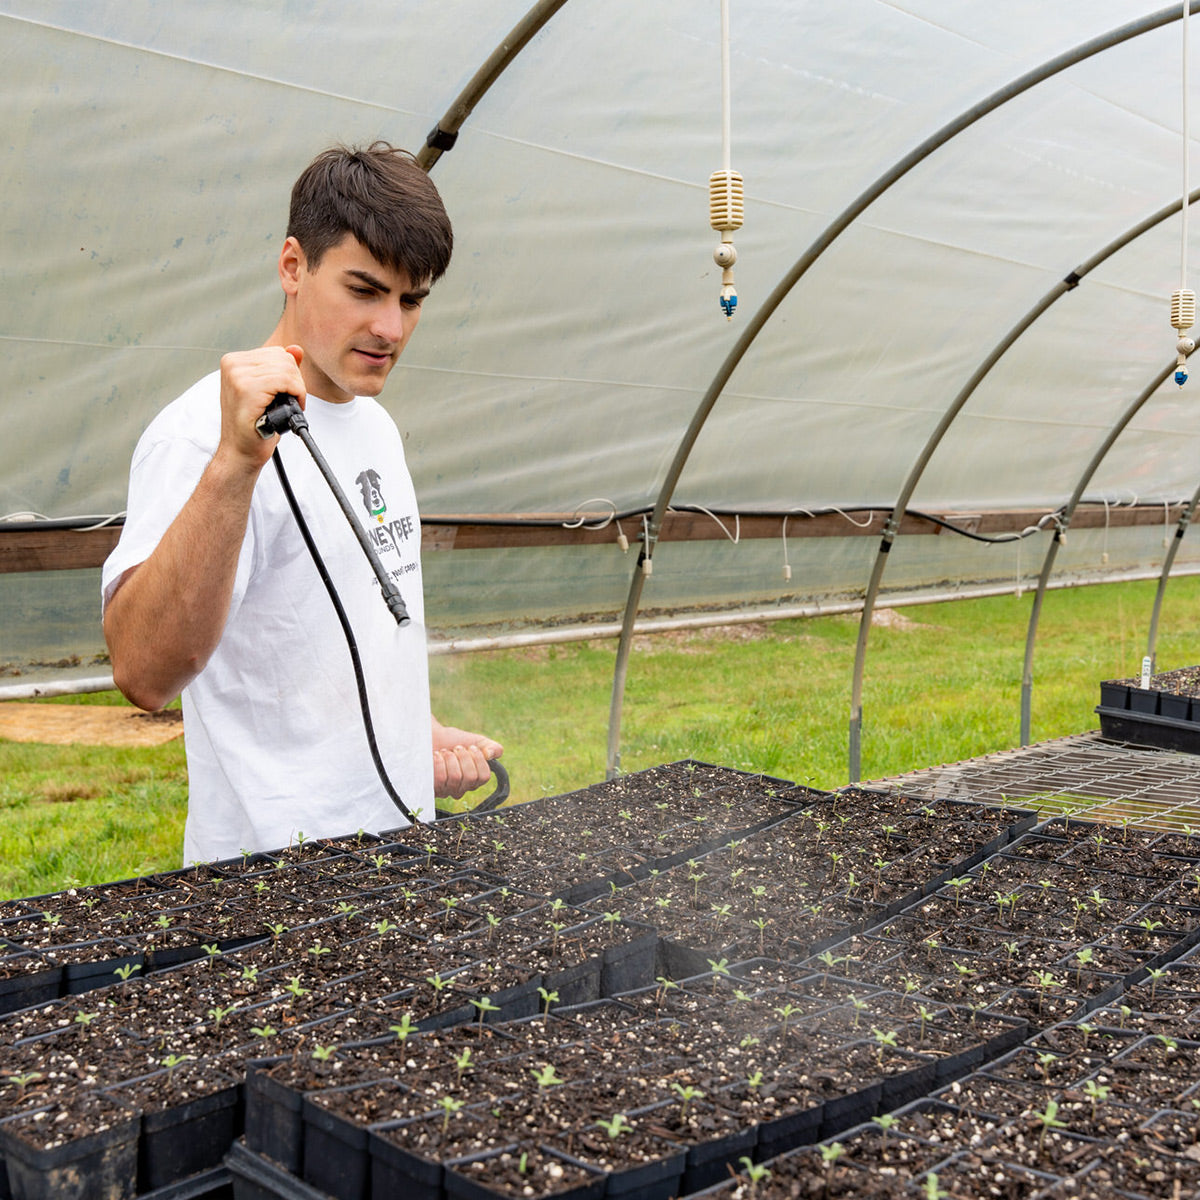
[102, 142, 501, 862]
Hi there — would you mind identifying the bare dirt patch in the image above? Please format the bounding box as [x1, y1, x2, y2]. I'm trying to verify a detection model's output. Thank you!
[0, 704, 183, 748]
[871, 608, 935, 630]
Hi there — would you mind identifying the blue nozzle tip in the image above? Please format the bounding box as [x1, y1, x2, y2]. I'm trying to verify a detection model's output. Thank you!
[1176, 370, 1189, 386]
[719, 295, 737, 318]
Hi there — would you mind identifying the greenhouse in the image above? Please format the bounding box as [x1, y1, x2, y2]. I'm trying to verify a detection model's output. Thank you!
[2, 3, 1200, 1198]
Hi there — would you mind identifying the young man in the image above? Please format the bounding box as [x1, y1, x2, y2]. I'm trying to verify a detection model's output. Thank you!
[102, 143, 501, 862]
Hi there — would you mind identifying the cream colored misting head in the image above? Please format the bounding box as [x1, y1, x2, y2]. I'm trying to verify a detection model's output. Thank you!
[710, 169, 743, 319]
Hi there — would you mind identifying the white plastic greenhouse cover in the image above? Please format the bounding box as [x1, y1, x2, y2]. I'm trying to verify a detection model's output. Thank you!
[6, 1, 1200, 697]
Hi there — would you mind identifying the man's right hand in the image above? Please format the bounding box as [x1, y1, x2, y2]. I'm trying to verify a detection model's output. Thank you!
[217, 344, 307, 470]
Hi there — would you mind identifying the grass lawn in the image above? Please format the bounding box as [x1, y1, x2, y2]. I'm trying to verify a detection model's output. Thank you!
[2, 575, 1197, 899]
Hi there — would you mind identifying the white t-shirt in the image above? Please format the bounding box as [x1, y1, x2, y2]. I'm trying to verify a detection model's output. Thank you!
[102, 371, 434, 862]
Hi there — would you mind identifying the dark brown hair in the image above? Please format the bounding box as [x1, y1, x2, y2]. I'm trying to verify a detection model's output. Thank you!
[287, 142, 452, 283]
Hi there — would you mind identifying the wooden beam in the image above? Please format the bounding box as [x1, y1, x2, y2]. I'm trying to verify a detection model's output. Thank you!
[2, 503, 1192, 573]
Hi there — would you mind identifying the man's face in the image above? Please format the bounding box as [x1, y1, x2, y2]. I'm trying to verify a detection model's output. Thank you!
[280, 234, 430, 405]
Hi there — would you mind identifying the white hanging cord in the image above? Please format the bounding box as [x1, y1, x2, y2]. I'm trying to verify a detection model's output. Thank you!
[827, 505, 875, 529]
[709, 0, 743, 319]
[1101, 497, 1111, 565]
[1174, 0, 1196, 384]
[781, 516, 792, 582]
[1015, 536, 1023, 599]
[689, 504, 741, 544]
[561, 498, 617, 529]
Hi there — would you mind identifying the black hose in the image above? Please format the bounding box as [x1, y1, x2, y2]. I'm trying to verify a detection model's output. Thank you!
[271, 450, 419, 824]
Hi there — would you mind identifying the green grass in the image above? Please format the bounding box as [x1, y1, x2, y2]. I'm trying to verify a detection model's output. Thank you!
[3, 575, 1199, 899]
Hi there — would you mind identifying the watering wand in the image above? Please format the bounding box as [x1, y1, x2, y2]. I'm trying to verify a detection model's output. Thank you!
[257, 393, 410, 625]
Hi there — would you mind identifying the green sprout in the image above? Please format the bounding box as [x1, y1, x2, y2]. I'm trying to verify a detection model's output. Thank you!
[390, 1014, 417, 1042]
[471, 996, 501, 1027]
[595, 1113, 633, 1139]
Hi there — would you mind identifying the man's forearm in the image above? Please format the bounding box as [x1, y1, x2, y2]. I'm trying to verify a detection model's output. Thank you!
[105, 451, 262, 711]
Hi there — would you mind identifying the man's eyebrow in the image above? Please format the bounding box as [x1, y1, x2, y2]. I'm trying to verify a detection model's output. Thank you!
[345, 268, 430, 301]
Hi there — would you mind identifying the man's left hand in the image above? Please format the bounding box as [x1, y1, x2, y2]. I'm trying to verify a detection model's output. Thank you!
[432, 720, 503, 799]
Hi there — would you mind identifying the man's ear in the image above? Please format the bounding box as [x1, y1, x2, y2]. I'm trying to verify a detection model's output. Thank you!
[278, 236, 306, 299]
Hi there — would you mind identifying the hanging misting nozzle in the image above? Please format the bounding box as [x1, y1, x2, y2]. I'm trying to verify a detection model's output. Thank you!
[1171, 288, 1195, 385]
[710, 168, 743, 320]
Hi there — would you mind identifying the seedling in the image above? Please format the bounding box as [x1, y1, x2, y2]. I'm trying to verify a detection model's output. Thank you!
[113, 963, 141, 981]
[6, 1072, 43, 1100]
[739, 1157, 770, 1200]
[752, 916, 770, 954]
[595, 1113, 633, 1139]
[872, 1114, 897, 1135]
[923, 1173, 949, 1200]
[602, 911, 622, 942]
[439, 1095, 464, 1134]
[471, 996, 501, 1027]
[335, 901, 360, 919]
[373, 918, 397, 937]
[1082, 1079, 1110, 1120]
[73, 1010, 99, 1026]
[390, 1014, 417, 1043]
[312, 1045, 335, 1062]
[307, 941, 332, 960]
[707, 958, 731, 992]
[848, 995, 870, 1029]
[284, 976, 310, 1004]
[773, 1001, 801, 1040]
[670, 1082, 704, 1120]
[1035, 1051, 1058, 1083]
[1033, 1099, 1067, 1158]
[915, 1004, 936, 1044]
[1146, 966, 1167, 1003]
[1034, 970, 1060, 1016]
[241, 964, 260, 983]
[872, 1027, 899, 1068]
[815, 949, 845, 985]
[819, 1142, 844, 1192]
[207, 1002, 239, 1027]
[455, 1048, 473, 1079]
[530, 1063, 564, 1095]
[1073, 947, 1094, 987]
[251, 1025, 277, 1040]
[537, 986, 559, 1024]
[161, 1053, 192, 1081]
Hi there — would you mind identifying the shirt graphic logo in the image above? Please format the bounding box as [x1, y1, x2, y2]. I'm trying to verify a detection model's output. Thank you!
[356, 469, 387, 522]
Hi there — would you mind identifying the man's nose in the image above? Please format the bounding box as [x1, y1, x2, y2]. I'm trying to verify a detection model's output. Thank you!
[372, 303, 407, 344]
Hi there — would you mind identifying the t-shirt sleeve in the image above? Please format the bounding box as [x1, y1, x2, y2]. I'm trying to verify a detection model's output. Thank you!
[101, 429, 257, 617]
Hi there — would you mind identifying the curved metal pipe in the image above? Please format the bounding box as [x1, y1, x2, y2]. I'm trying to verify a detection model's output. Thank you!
[1146, 481, 1200, 669]
[604, 1, 1200, 778]
[848, 184, 1200, 780]
[415, 0, 571, 171]
[1020, 361, 1176, 745]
